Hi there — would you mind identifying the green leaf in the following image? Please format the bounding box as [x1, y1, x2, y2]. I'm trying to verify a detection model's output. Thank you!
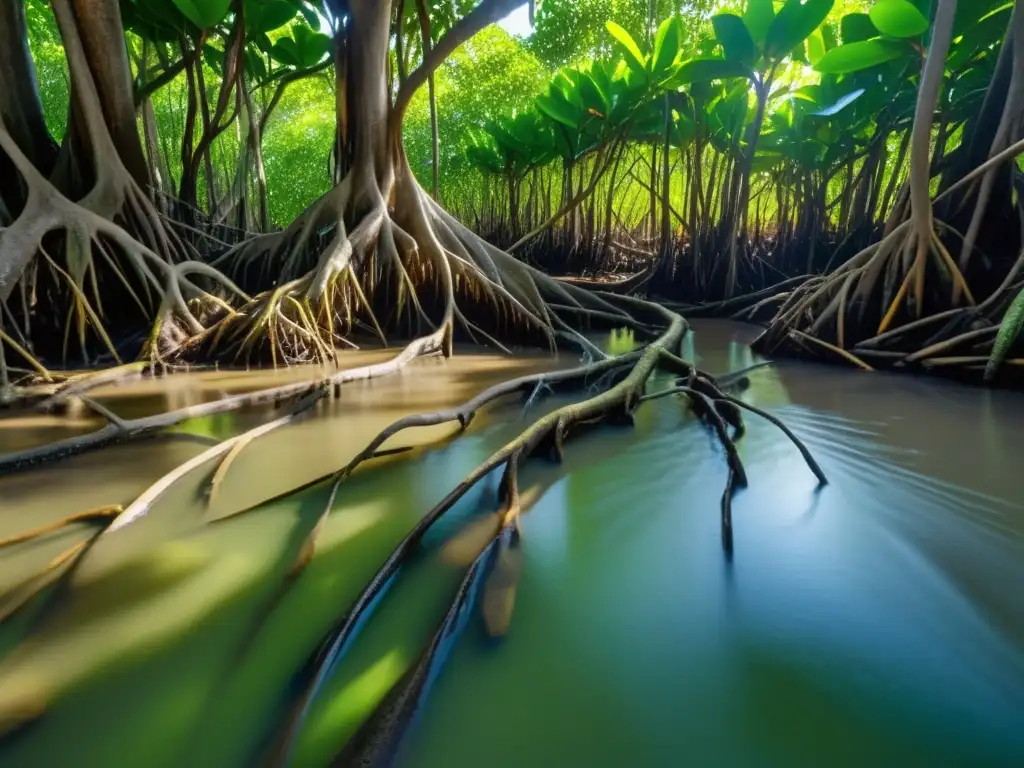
[126, 0, 194, 38]
[675, 57, 754, 85]
[297, 1, 320, 28]
[869, 0, 930, 39]
[269, 38, 301, 67]
[577, 72, 611, 116]
[203, 43, 224, 75]
[841, 12, 879, 44]
[536, 90, 579, 128]
[606, 21, 647, 71]
[251, 31, 274, 53]
[752, 152, 785, 173]
[291, 23, 330, 67]
[245, 46, 267, 80]
[953, 5, 1011, 58]
[245, 0, 297, 33]
[985, 286, 1024, 381]
[765, 0, 835, 60]
[653, 16, 683, 75]
[815, 39, 907, 74]
[822, 22, 838, 50]
[807, 28, 826, 64]
[713, 14, 756, 66]
[168, 0, 232, 29]
[743, 0, 775, 47]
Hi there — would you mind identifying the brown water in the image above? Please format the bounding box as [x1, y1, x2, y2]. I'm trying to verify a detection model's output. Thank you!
[0, 321, 1022, 767]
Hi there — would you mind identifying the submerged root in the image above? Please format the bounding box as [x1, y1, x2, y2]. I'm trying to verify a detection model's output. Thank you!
[266, 305, 827, 767]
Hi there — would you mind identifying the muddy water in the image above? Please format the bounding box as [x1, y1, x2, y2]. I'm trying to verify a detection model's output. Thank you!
[0, 321, 1022, 767]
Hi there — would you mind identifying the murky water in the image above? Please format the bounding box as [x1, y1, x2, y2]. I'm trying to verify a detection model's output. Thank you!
[0, 321, 1022, 767]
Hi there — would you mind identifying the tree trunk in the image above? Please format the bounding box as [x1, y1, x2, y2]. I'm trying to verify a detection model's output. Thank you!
[66, 0, 150, 189]
[414, 0, 440, 201]
[0, 0, 57, 198]
[241, 77, 269, 232]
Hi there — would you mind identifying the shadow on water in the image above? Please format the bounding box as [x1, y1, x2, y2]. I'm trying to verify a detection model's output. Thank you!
[0, 321, 1023, 767]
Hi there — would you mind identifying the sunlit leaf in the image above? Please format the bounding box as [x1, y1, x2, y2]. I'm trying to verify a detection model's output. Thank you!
[815, 39, 907, 74]
[653, 16, 683, 75]
[743, 0, 775, 47]
[869, 0, 930, 39]
[606, 20, 647, 71]
[536, 90, 579, 128]
[765, 0, 835, 60]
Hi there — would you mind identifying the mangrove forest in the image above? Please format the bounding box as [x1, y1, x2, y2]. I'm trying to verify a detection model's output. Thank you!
[0, 0, 1022, 766]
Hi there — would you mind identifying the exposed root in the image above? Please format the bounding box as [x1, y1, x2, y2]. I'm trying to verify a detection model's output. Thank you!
[263, 304, 826, 766]
[0, 506, 122, 548]
[749, 0, 1024, 387]
[0, 328, 449, 475]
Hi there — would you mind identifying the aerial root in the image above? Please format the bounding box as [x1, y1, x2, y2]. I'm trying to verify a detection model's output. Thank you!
[0, 124, 253, 365]
[267, 306, 827, 767]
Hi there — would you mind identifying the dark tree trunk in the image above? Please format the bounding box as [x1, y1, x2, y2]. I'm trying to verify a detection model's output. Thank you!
[0, 0, 58, 211]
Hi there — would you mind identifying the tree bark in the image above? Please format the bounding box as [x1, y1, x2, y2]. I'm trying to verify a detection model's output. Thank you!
[414, 0, 440, 200]
[66, 0, 150, 188]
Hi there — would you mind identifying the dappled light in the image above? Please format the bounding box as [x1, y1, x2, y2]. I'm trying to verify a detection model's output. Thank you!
[2, 0, 1024, 766]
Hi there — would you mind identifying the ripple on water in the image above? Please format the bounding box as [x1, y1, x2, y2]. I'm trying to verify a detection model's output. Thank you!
[1, 323, 1023, 767]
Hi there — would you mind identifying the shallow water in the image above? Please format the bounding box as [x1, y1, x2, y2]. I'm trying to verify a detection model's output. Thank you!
[0, 321, 1022, 767]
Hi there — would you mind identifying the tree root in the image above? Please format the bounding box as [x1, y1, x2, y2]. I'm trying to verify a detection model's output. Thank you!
[1, 154, 829, 762]
[0, 328, 451, 475]
[748, 2, 1024, 389]
[261, 306, 826, 766]
[0, 505, 122, 549]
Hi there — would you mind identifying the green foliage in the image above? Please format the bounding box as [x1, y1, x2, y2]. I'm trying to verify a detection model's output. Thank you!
[122, 0, 195, 40]
[245, 0, 298, 34]
[652, 16, 684, 75]
[764, 0, 836, 60]
[676, 57, 752, 85]
[606, 21, 647, 70]
[840, 12, 879, 43]
[269, 23, 331, 68]
[742, 0, 775, 47]
[712, 14, 756, 66]
[815, 38, 906, 73]
[868, 0, 929, 38]
[18, 0, 1015, 278]
[168, 0, 232, 30]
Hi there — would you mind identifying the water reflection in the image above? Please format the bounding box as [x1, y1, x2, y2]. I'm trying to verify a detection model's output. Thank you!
[0, 322, 1022, 767]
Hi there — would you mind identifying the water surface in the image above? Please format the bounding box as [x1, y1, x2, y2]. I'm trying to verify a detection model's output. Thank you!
[0, 321, 1022, 767]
